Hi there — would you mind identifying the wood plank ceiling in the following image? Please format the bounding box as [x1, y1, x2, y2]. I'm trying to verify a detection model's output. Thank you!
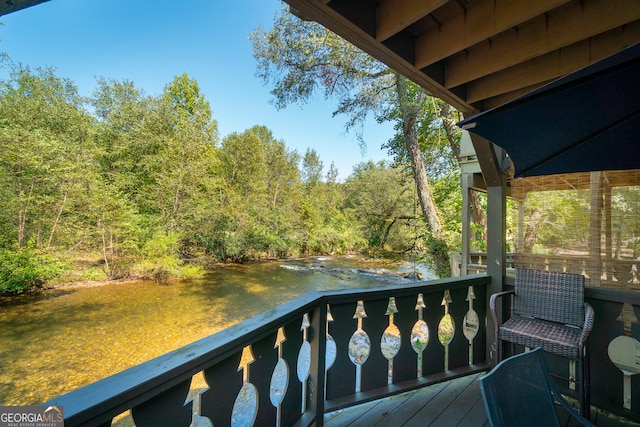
[283, 0, 640, 115]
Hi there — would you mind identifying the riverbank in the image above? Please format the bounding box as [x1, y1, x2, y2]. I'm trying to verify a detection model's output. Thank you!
[10, 251, 426, 296]
[0, 255, 434, 406]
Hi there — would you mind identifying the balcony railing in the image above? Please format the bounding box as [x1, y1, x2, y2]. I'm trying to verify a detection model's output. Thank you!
[44, 271, 640, 426]
[45, 275, 490, 427]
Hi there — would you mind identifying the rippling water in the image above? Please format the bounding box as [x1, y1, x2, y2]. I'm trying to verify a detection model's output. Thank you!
[0, 256, 433, 405]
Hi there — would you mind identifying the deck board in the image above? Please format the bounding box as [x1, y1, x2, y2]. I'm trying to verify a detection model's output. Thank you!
[323, 373, 639, 427]
[404, 374, 480, 427]
[374, 381, 449, 427]
[428, 374, 485, 427]
[324, 374, 485, 427]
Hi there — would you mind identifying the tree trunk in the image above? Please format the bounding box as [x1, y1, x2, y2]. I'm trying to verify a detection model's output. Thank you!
[524, 210, 542, 252]
[17, 182, 36, 249]
[380, 219, 396, 247]
[100, 215, 111, 277]
[470, 190, 487, 245]
[171, 174, 183, 232]
[439, 102, 487, 244]
[396, 74, 450, 276]
[48, 189, 68, 248]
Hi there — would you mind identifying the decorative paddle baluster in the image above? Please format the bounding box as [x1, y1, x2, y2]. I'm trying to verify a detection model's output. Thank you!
[270, 328, 289, 427]
[297, 314, 312, 414]
[463, 286, 480, 365]
[381, 297, 401, 384]
[411, 293, 429, 377]
[348, 300, 371, 392]
[231, 347, 259, 426]
[608, 303, 640, 410]
[439, 290, 455, 370]
[326, 305, 337, 373]
[202, 352, 243, 427]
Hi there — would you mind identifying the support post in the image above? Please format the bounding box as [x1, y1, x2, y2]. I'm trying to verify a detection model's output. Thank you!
[517, 199, 525, 253]
[589, 172, 603, 286]
[486, 182, 507, 366]
[461, 173, 472, 276]
[604, 180, 613, 281]
[307, 301, 327, 426]
[470, 134, 507, 367]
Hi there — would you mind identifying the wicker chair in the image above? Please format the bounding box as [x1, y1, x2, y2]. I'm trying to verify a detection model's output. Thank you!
[479, 348, 595, 427]
[489, 268, 595, 418]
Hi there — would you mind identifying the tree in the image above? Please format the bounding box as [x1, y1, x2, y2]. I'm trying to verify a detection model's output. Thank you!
[249, 125, 302, 257]
[301, 148, 323, 186]
[90, 74, 220, 275]
[382, 92, 485, 253]
[251, 8, 451, 275]
[344, 161, 420, 251]
[156, 73, 219, 232]
[0, 65, 96, 250]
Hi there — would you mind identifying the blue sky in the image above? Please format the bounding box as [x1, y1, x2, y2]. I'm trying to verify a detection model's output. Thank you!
[0, 0, 395, 180]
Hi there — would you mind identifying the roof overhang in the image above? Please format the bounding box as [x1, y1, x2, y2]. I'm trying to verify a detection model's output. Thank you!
[283, 0, 640, 116]
[0, 0, 49, 16]
[283, 0, 640, 180]
[459, 43, 640, 177]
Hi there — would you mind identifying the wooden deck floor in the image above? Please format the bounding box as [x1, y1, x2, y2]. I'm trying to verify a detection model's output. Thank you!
[324, 374, 487, 427]
[323, 373, 640, 427]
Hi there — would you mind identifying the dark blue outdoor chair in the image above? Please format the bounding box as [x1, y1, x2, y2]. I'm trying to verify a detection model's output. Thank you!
[479, 348, 595, 427]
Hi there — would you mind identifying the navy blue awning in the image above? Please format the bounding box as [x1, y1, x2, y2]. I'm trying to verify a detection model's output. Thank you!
[458, 43, 640, 178]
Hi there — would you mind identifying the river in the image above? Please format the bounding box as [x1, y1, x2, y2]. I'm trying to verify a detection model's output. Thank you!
[0, 255, 434, 406]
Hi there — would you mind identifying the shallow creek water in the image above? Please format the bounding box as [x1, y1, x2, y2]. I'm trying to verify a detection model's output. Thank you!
[0, 256, 433, 406]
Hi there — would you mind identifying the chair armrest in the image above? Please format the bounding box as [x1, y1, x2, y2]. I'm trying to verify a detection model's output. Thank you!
[489, 290, 514, 359]
[489, 290, 515, 330]
[579, 302, 595, 349]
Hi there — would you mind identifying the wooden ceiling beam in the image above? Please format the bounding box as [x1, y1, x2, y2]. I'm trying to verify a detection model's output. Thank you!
[414, 0, 570, 69]
[445, 0, 640, 89]
[479, 84, 541, 111]
[465, 23, 640, 103]
[376, 0, 448, 42]
[284, 0, 475, 113]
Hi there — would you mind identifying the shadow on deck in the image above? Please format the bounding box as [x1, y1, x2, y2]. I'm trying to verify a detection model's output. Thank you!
[324, 373, 640, 427]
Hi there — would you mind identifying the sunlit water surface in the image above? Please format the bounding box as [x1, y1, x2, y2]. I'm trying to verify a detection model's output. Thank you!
[0, 256, 433, 405]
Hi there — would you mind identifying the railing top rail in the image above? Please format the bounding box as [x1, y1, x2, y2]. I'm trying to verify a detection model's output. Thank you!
[323, 274, 489, 304]
[44, 274, 489, 426]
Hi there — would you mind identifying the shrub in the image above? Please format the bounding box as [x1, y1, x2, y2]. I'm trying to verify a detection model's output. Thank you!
[0, 248, 69, 294]
[131, 232, 206, 281]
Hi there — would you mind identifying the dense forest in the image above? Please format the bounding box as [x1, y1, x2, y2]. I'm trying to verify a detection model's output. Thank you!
[0, 64, 464, 295]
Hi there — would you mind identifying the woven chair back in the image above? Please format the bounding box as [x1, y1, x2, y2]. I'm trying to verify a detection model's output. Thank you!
[514, 268, 585, 327]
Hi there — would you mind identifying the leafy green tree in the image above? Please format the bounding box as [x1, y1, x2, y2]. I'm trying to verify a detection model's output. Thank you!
[214, 126, 304, 259]
[213, 129, 269, 261]
[251, 7, 450, 274]
[383, 95, 467, 253]
[156, 73, 219, 232]
[91, 78, 165, 214]
[344, 161, 421, 251]
[253, 126, 302, 256]
[302, 148, 323, 186]
[0, 65, 96, 250]
[91, 74, 220, 273]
